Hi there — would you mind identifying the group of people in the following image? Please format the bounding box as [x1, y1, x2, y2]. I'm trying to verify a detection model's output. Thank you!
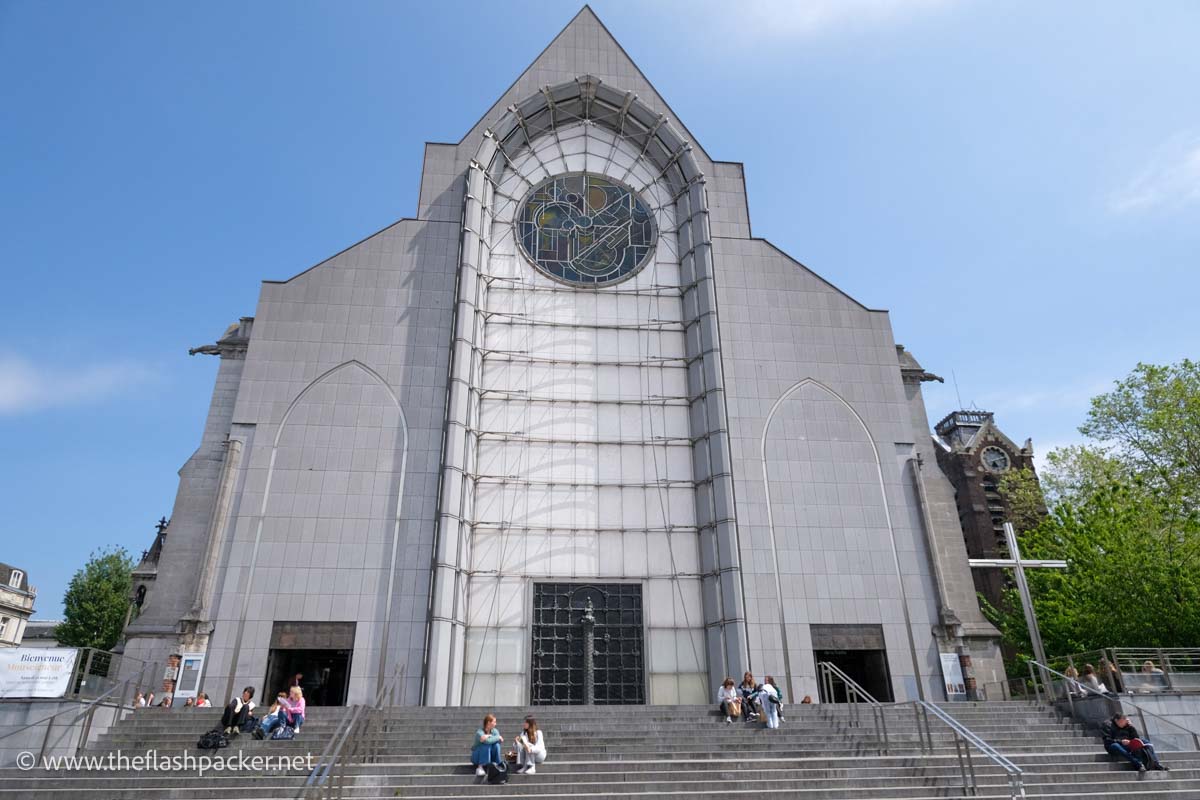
[717, 672, 813, 729]
[471, 714, 548, 778]
[133, 680, 206, 709]
[1065, 659, 1167, 697]
[211, 683, 308, 739]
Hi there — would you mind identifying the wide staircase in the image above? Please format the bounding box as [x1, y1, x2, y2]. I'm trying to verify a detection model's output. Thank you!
[1, 698, 1199, 799]
[2, 700, 1200, 800]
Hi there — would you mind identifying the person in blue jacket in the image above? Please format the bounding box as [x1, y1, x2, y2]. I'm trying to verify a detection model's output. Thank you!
[471, 713, 504, 777]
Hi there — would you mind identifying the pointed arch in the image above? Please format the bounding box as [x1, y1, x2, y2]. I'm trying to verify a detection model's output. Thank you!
[225, 360, 410, 701]
[759, 378, 922, 701]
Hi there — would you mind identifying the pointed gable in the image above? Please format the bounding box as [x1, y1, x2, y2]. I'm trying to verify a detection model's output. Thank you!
[457, 6, 713, 166]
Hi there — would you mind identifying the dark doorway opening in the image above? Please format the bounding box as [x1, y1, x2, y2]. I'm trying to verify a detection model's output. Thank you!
[815, 649, 894, 703]
[531, 582, 645, 705]
[263, 648, 353, 707]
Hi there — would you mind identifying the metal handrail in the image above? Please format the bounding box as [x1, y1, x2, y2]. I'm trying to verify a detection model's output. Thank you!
[1029, 660, 1200, 750]
[298, 662, 406, 800]
[815, 661, 888, 752]
[298, 704, 358, 796]
[0, 659, 156, 763]
[908, 699, 1025, 800]
[815, 662, 1024, 798]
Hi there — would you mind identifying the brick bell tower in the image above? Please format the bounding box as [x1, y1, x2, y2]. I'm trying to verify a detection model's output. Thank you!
[933, 410, 1042, 615]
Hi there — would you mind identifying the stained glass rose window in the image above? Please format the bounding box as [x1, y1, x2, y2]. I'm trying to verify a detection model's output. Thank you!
[516, 174, 656, 286]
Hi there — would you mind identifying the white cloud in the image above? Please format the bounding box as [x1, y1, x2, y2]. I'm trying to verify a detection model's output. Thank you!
[695, 0, 956, 40]
[1109, 131, 1200, 214]
[0, 354, 155, 415]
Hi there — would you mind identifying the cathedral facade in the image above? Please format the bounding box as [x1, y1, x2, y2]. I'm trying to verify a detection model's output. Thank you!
[122, 8, 1003, 707]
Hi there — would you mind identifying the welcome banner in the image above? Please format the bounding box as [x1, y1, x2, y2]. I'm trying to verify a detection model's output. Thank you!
[0, 648, 78, 698]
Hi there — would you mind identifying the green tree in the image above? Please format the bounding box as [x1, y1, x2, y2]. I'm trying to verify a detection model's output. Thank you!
[1080, 359, 1200, 501]
[1001, 481, 1200, 659]
[56, 547, 134, 651]
[987, 359, 1200, 672]
[997, 467, 1047, 534]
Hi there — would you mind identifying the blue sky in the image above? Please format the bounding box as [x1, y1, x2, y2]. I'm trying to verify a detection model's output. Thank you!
[2, 1, 1197, 619]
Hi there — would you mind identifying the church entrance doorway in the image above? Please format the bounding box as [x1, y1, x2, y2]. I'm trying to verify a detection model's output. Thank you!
[811, 623, 894, 703]
[815, 648, 894, 703]
[264, 621, 356, 706]
[531, 583, 645, 705]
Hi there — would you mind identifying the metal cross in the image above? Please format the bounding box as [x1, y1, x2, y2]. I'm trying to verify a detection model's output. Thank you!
[969, 522, 1067, 668]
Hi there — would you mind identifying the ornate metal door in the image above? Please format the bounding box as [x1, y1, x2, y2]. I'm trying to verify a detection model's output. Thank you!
[531, 583, 645, 705]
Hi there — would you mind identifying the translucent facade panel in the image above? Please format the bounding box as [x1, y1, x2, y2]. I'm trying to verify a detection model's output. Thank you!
[461, 123, 705, 704]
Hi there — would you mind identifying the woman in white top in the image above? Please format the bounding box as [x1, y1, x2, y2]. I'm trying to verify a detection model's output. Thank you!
[717, 677, 741, 724]
[1081, 664, 1108, 694]
[757, 676, 781, 729]
[515, 716, 547, 775]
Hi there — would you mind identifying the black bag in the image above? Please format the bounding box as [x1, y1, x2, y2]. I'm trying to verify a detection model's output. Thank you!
[485, 762, 508, 784]
[197, 729, 229, 750]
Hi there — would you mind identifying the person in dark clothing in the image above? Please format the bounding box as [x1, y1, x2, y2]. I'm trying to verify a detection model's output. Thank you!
[221, 687, 257, 735]
[1100, 714, 1168, 771]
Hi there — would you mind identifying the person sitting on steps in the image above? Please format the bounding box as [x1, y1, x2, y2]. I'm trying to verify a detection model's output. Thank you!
[515, 716, 547, 775]
[1080, 664, 1108, 694]
[717, 677, 742, 724]
[739, 672, 760, 722]
[221, 687, 256, 735]
[1101, 713, 1168, 772]
[256, 686, 305, 739]
[471, 713, 504, 777]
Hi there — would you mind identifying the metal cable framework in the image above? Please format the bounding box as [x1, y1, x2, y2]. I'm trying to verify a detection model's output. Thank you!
[425, 76, 747, 706]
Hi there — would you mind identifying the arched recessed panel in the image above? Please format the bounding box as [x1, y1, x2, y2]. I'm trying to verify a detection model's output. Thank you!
[760, 379, 905, 700]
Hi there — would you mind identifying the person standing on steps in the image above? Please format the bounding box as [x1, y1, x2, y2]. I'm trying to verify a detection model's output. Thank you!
[1100, 713, 1169, 772]
[717, 677, 742, 723]
[515, 716, 547, 774]
[472, 713, 504, 777]
[758, 676, 782, 729]
[766, 676, 786, 723]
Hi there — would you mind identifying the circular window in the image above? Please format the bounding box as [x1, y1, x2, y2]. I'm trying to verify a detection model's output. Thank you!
[515, 173, 656, 286]
[981, 446, 1011, 473]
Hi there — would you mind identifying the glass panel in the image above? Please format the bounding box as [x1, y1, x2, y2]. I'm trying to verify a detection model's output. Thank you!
[517, 174, 656, 287]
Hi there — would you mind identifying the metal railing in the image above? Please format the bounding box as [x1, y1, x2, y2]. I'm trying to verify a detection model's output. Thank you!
[816, 661, 1024, 799]
[910, 699, 1025, 800]
[1052, 648, 1200, 694]
[0, 659, 158, 764]
[66, 648, 150, 700]
[298, 663, 406, 800]
[816, 661, 888, 751]
[1028, 660, 1200, 751]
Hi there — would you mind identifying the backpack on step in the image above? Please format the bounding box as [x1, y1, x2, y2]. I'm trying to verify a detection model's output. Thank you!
[197, 728, 229, 750]
[485, 761, 508, 784]
[271, 725, 296, 741]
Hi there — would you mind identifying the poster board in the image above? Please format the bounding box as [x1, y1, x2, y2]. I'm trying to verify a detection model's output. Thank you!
[0, 647, 78, 698]
[941, 652, 967, 701]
